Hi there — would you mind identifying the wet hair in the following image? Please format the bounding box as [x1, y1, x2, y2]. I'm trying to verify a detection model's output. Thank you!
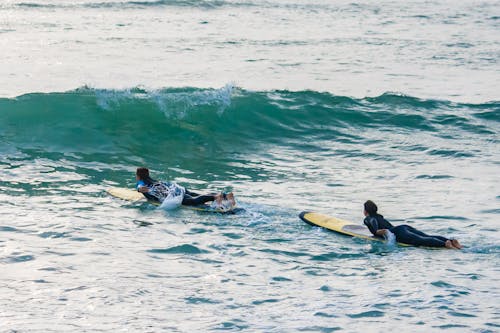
[136, 167, 156, 185]
[364, 200, 378, 216]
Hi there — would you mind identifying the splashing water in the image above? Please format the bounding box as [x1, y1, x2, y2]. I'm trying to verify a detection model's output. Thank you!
[385, 230, 397, 246]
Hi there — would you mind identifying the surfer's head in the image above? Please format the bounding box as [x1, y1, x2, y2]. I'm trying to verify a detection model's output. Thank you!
[136, 167, 150, 181]
[136, 167, 156, 185]
[364, 200, 378, 216]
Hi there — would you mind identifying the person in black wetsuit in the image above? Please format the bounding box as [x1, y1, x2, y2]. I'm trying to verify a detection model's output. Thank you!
[363, 200, 462, 249]
[136, 167, 235, 207]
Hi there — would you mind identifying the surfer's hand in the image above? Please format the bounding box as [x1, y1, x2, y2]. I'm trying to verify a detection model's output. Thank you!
[376, 229, 388, 237]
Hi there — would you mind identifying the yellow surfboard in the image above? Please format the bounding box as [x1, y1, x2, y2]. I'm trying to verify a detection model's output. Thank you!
[299, 211, 414, 246]
[107, 187, 145, 202]
[300, 211, 380, 240]
[107, 187, 243, 214]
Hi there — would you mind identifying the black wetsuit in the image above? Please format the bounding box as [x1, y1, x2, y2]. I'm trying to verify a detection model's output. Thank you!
[364, 214, 449, 248]
[181, 189, 216, 206]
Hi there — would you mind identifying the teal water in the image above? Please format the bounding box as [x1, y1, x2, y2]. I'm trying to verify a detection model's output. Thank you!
[1, 0, 500, 331]
[1, 87, 499, 332]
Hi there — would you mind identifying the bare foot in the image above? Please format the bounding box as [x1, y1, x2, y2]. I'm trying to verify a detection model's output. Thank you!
[451, 239, 463, 249]
[445, 240, 454, 249]
[214, 193, 223, 205]
[226, 192, 236, 206]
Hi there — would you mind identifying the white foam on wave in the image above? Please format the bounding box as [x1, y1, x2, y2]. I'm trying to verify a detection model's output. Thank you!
[152, 83, 235, 118]
[90, 84, 235, 117]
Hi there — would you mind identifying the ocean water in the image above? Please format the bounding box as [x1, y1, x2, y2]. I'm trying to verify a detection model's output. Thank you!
[1, 1, 499, 332]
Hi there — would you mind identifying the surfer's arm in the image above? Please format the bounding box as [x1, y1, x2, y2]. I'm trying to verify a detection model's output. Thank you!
[137, 186, 149, 193]
[364, 217, 389, 238]
[136, 180, 149, 193]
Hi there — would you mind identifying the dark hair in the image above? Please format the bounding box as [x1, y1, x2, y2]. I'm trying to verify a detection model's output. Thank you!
[136, 167, 156, 185]
[364, 200, 378, 216]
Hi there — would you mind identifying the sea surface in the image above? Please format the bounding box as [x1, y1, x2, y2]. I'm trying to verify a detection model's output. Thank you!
[1, 0, 499, 332]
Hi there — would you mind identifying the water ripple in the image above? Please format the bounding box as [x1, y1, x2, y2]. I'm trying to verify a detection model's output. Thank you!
[148, 244, 208, 254]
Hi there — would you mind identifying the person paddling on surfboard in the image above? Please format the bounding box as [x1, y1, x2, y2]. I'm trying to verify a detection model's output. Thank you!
[135, 167, 236, 209]
[363, 200, 462, 249]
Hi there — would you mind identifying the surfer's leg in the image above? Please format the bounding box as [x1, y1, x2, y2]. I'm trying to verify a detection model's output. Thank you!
[182, 193, 221, 206]
[407, 226, 451, 243]
[393, 226, 447, 247]
[405, 226, 432, 238]
[408, 233, 447, 247]
[184, 189, 200, 196]
[406, 226, 450, 242]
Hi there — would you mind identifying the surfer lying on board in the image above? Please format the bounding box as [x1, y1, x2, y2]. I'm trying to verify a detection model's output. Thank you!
[136, 167, 236, 208]
[363, 200, 462, 249]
